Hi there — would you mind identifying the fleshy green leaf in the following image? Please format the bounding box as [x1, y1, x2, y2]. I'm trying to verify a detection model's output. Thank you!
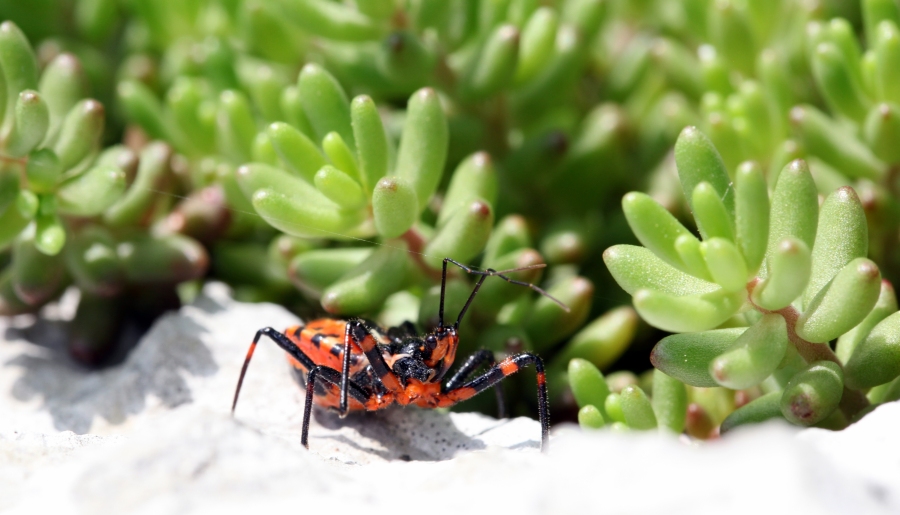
[796, 258, 882, 343]
[568, 358, 611, 421]
[652, 369, 687, 434]
[372, 176, 418, 238]
[621, 192, 697, 271]
[836, 280, 897, 364]
[751, 237, 811, 311]
[396, 88, 448, 209]
[844, 310, 900, 389]
[780, 361, 844, 426]
[734, 161, 769, 274]
[720, 391, 783, 434]
[804, 187, 868, 307]
[651, 328, 745, 387]
[620, 385, 657, 430]
[633, 287, 745, 332]
[320, 243, 409, 315]
[709, 314, 788, 390]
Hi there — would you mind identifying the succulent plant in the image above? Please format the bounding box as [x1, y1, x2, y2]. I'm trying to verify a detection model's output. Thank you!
[1, 1, 899, 434]
[589, 126, 897, 433]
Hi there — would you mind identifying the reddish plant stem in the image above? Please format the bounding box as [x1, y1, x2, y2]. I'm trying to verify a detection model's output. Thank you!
[746, 279, 870, 421]
[399, 227, 443, 282]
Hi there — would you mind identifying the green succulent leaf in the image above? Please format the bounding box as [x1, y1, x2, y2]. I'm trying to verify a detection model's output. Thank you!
[709, 314, 788, 390]
[5, 90, 49, 157]
[396, 88, 448, 210]
[811, 42, 871, 122]
[604, 393, 625, 423]
[766, 159, 818, 265]
[751, 237, 811, 311]
[320, 242, 409, 315]
[692, 181, 734, 242]
[568, 358, 611, 421]
[0, 189, 37, 251]
[322, 131, 360, 181]
[790, 105, 886, 180]
[804, 187, 868, 308]
[350, 95, 389, 194]
[11, 227, 65, 306]
[64, 226, 123, 296]
[423, 199, 493, 269]
[267, 121, 327, 182]
[780, 361, 844, 426]
[313, 165, 366, 210]
[372, 176, 418, 239]
[578, 405, 606, 429]
[795, 258, 882, 343]
[633, 287, 745, 333]
[53, 99, 104, 172]
[720, 391, 783, 434]
[700, 237, 748, 292]
[57, 165, 126, 217]
[734, 161, 769, 274]
[620, 385, 658, 430]
[216, 90, 257, 164]
[621, 192, 697, 272]
[651, 328, 746, 387]
[298, 64, 355, 150]
[836, 280, 897, 364]
[652, 370, 688, 434]
[117, 80, 170, 141]
[0, 21, 38, 119]
[525, 275, 593, 351]
[674, 126, 735, 217]
[460, 24, 520, 101]
[553, 306, 638, 371]
[438, 152, 498, 228]
[844, 310, 900, 389]
[516, 7, 559, 84]
[103, 142, 171, 227]
[118, 234, 208, 284]
[288, 247, 372, 298]
[276, 0, 381, 41]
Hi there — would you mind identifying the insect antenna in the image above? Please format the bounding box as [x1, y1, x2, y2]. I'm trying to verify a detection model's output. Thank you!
[438, 257, 571, 330]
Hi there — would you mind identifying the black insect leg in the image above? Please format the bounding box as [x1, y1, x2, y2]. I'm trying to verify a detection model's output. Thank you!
[303, 365, 371, 448]
[441, 352, 550, 452]
[346, 319, 404, 393]
[232, 327, 318, 413]
[443, 349, 507, 419]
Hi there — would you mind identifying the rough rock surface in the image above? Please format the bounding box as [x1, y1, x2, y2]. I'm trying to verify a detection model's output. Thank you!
[1, 284, 898, 514]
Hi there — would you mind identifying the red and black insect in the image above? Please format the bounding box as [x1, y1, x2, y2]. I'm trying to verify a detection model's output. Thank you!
[231, 258, 569, 452]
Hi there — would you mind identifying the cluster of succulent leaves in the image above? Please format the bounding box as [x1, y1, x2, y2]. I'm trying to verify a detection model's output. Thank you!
[2, 0, 900, 431]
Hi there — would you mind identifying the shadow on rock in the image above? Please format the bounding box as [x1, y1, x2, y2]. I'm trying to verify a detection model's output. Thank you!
[312, 406, 492, 461]
[3, 298, 219, 434]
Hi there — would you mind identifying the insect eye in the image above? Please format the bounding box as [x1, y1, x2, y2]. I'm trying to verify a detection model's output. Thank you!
[425, 335, 437, 349]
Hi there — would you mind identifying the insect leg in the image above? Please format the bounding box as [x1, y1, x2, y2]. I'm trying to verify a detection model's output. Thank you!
[346, 319, 404, 393]
[232, 327, 318, 413]
[303, 365, 370, 448]
[443, 349, 506, 419]
[438, 352, 550, 451]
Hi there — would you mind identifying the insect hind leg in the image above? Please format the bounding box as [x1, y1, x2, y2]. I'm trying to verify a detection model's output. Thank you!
[232, 327, 317, 413]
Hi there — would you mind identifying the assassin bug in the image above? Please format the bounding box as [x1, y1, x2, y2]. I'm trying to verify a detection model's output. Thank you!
[231, 258, 569, 452]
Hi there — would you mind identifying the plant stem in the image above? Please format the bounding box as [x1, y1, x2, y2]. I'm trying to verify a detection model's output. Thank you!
[746, 279, 870, 421]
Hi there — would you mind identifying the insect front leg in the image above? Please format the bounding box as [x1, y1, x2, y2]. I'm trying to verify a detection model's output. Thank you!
[443, 349, 507, 419]
[345, 319, 404, 395]
[438, 352, 550, 452]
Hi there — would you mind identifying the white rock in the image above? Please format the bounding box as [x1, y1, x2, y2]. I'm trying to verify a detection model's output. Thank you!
[1, 283, 898, 514]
